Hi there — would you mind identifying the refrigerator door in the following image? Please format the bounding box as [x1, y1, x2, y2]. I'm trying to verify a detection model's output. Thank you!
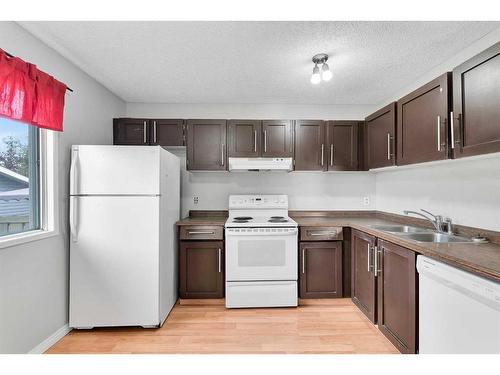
[69, 196, 160, 328]
[70, 145, 160, 196]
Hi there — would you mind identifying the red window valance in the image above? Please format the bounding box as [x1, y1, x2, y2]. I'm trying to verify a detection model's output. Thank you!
[0, 49, 67, 131]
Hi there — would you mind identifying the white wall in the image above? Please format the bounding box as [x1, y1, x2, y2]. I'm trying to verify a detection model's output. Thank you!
[374, 27, 500, 232]
[375, 154, 500, 232]
[0, 22, 125, 353]
[126, 103, 376, 120]
[166, 149, 376, 218]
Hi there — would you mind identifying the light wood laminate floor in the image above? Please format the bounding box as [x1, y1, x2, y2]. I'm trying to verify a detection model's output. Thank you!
[46, 299, 398, 354]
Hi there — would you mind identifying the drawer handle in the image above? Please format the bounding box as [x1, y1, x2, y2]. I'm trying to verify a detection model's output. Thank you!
[309, 231, 337, 236]
[187, 231, 215, 235]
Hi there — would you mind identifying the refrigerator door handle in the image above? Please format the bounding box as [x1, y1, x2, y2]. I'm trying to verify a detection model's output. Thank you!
[70, 147, 79, 195]
[70, 196, 79, 242]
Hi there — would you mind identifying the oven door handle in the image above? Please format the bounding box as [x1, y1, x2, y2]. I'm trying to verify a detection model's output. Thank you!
[225, 229, 298, 236]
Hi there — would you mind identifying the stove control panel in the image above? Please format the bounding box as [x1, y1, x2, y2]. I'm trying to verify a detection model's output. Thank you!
[229, 194, 288, 209]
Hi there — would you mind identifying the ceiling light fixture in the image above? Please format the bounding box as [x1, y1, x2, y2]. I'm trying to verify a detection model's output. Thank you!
[311, 53, 332, 84]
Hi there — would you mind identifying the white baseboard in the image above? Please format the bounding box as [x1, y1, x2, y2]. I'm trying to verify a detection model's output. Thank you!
[28, 324, 72, 354]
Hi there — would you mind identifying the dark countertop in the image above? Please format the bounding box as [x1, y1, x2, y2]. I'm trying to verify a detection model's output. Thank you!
[176, 216, 227, 226]
[294, 216, 500, 282]
[176, 213, 500, 282]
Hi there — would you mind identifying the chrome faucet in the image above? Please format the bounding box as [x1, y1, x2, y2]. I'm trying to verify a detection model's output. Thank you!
[403, 209, 452, 234]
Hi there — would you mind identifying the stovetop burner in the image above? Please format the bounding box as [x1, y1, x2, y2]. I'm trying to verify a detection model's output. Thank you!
[268, 218, 288, 223]
[232, 216, 253, 223]
[270, 216, 284, 219]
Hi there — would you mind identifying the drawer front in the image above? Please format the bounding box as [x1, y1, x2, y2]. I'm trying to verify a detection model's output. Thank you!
[300, 226, 343, 241]
[180, 225, 224, 240]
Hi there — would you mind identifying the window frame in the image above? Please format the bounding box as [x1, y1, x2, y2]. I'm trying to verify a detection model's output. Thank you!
[0, 128, 59, 248]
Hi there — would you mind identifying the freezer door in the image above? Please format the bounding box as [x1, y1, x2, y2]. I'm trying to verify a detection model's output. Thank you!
[70, 145, 160, 195]
[69, 196, 160, 328]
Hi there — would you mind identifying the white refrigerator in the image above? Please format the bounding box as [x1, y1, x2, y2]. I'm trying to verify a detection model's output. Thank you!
[69, 145, 180, 329]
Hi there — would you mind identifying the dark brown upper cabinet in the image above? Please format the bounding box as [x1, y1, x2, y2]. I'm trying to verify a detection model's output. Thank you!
[452, 42, 500, 158]
[261, 120, 294, 158]
[113, 118, 150, 145]
[326, 121, 360, 171]
[294, 120, 326, 171]
[227, 120, 262, 157]
[351, 229, 377, 323]
[186, 119, 227, 171]
[150, 119, 185, 147]
[397, 73, 451, 165]
[376, 239, 417, 354]
[299, 242, 343, 299]
[179, 241, 224, 299]
[365, 102, 397, 169]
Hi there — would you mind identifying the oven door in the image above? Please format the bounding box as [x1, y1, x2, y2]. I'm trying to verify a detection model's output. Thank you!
[225, 227, 298, 281]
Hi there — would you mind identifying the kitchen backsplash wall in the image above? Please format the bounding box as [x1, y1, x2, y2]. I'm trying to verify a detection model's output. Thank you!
[167, 149, 376, 218]
[375, 153, 500, 232]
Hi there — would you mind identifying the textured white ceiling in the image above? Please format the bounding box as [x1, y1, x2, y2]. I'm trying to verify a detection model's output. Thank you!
[19, 21, 500, 105]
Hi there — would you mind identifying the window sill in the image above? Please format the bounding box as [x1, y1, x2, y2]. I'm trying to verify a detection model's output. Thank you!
[0, 229, 59, 250]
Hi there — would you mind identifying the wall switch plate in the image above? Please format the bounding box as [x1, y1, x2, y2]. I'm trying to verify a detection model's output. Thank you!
[193, 196, 199, 205]
[363, 196, 370, 206]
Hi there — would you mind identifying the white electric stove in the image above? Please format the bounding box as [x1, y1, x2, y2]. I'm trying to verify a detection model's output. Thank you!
[225, 194, 298, 308]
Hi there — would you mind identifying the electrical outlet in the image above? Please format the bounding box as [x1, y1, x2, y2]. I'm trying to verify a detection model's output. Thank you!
[363, 196, 370, 206]
[193, 196, 199, 205]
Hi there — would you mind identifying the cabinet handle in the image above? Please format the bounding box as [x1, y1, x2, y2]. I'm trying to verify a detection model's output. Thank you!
[218, 248, 222, 273]
[302, 248, 306, 274]
[143, 121, 147, 144]
[374, 246, 381, 275]
[437, 115, 441, 151]
[330, 144, 334, 166]
[187, 231, 215, 235]
[221, 144, 225, 166]
[254, 130, 257, 152]
[367, 243, 371, 272]
[264, 130, 267, 153]
[309, 231, 337, 236]
[386, 133, 392, 160]
[153, 121, 157, 144]
[450, 111, 455, 149]
[321, 144, 324, 166]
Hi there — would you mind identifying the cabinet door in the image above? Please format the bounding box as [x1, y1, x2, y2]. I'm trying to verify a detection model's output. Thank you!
[227, 120, 261, 157]
[186, 120, 227, 171]
[326, 121, 360, 171]
[351, 229, 377, 323]
[299, 242, 343, 298]
[377, 239, 417, 354]
[397, 73, 451, 165]
[262, 120, 294, 157]
[113, 118, 150, 145]
[294, 120, 326, 171]
[179, 241, 224, 298]
[150, 119, 185, 147]
[365, 103, 396, 169]
[452, 42, 500, 158]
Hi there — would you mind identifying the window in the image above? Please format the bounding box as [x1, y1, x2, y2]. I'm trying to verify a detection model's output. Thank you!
[0, 117, 40, 237]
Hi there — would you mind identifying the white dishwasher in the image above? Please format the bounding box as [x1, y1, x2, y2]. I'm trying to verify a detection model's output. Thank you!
[417, 255, 500, 353]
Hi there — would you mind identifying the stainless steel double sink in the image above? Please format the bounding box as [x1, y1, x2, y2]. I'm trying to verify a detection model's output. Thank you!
[370, 224, 473, 243]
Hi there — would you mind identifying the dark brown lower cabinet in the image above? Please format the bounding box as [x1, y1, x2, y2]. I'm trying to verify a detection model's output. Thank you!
[299, 242, 343, 298]
[179, 241, 224, 298]
[376, 239, 417, 354]
[351, 229, 377, 322]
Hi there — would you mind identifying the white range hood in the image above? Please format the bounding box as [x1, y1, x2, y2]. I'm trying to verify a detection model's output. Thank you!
[228, 157, 293, 172]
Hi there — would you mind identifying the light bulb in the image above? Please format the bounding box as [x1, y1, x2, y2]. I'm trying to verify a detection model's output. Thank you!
[310, 64, 321, 84]
[321, 63, 332, 81]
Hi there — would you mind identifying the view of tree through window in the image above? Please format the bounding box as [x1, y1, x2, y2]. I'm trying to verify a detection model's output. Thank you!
[0, 117, 40, 236]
